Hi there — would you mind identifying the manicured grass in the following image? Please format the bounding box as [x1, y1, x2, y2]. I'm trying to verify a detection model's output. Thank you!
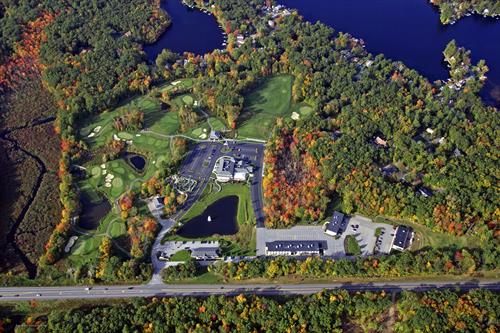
[238, 75, 293, 140]
[169, 270, 223, 284]
[169, 249, 191, 262]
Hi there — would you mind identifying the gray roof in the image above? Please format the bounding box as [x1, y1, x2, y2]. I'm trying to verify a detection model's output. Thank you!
[190, 247, 220, 258]
[393, 226, 413, 249]
[266, 240, 327, 252]
[326, 211, 345, 233]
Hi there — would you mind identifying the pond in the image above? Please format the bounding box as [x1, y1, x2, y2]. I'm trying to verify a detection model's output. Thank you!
[79, 193, 111, 230]
[279, 0, 500, 107]
[144, 0, 224, 61]
[177, 196, 239, 238]
[122, 152, 146, 173]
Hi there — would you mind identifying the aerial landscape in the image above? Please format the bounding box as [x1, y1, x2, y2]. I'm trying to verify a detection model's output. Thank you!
[0, 0, 498, 331]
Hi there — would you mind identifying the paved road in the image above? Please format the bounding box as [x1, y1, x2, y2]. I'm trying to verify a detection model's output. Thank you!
[0, 280, 498, 301]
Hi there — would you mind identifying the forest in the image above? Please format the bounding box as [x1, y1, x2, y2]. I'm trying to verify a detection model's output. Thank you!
[162, 245, 498, 282]
[1, 289, 498, 332]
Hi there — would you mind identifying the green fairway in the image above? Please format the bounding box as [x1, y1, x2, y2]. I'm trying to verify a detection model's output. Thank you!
[238, 75, 293, 140]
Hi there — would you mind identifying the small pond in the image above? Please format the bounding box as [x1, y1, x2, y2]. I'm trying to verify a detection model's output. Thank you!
[79, 193, 111, 230]
[177, 196, 239, 238]
[122, 152, 147, 173]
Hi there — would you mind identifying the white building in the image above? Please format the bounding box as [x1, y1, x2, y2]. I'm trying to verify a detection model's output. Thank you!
[213, 156, 252, 182]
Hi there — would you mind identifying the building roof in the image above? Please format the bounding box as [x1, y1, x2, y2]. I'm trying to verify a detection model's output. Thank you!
[393, 226, 413, 249]
[418, 187, 433, 198]
[265, 240, 327, 252]
[190, 247, 220, 258]
[214, 156, 235, 178]
[156, 196, 165, 206]
[325, 211, 345, 234]
[210, 130, 222, 140]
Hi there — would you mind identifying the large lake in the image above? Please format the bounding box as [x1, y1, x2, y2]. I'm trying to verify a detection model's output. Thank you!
[144, 0, 223, 60]
[279, 0, 500, 106]
[145, 0, 500, 106]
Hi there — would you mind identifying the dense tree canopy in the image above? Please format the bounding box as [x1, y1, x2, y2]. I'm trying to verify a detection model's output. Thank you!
[6, 289, 498, 332]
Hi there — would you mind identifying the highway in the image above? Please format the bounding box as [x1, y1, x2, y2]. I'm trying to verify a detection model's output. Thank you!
[0, 280, 499, 301]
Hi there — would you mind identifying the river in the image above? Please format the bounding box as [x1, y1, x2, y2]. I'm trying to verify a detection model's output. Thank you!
[279, 0, 500, 106]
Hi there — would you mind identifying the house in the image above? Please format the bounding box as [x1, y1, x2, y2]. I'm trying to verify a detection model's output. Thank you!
[209, 130, 222, 141]
[213, 156, 236, 182]
[324, 211, 345, 236]
[268, 20, 275, 28]
[374, 136, 388, 147]
[391, 226, 414, 251]
[147, 195, 165, 214]
[380, 164, 398, 177]
[236, 34, 245, 46]
[265, 240, 327, 256]
[418, 187, 433, 198]
[190, 247, 220, 260]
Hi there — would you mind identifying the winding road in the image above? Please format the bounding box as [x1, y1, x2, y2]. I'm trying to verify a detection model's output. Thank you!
[0, 280, 498, 301]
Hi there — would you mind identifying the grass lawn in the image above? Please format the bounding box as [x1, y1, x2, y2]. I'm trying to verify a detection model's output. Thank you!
[168, 270, 223, 284]
[169, 249, 191, 262]
[237, 75, 293, 140]
[344, 235, 361, 256]
[373, 216, 479, 251]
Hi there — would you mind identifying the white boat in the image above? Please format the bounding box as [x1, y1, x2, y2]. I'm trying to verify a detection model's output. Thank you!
[207, 215, 212, 222]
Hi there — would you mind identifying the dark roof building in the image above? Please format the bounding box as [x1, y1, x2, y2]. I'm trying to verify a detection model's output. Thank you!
[324, 211, 345, 236]
[418, 187, 433, 198]
[190, 247, 220, 259]
[391, 226, 414, 251]
[265, 240, 327, 256]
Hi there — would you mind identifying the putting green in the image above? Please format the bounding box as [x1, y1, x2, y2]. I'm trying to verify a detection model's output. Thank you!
[118, 132, 133, 140]
[191, 128, 203, 136]
[299, 105, 313, 115]
[114, 167, 125, 174]
[182, 95, 194, 105]
[112, 177, 123, 188]
[91, 166, 101, 177]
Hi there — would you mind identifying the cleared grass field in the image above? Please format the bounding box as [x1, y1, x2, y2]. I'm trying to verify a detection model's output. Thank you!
[237, 75, 293, 140]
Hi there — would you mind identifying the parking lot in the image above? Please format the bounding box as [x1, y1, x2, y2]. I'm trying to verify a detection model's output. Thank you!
[178, 140, 265, 225]
[256, 215, 394, 257]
